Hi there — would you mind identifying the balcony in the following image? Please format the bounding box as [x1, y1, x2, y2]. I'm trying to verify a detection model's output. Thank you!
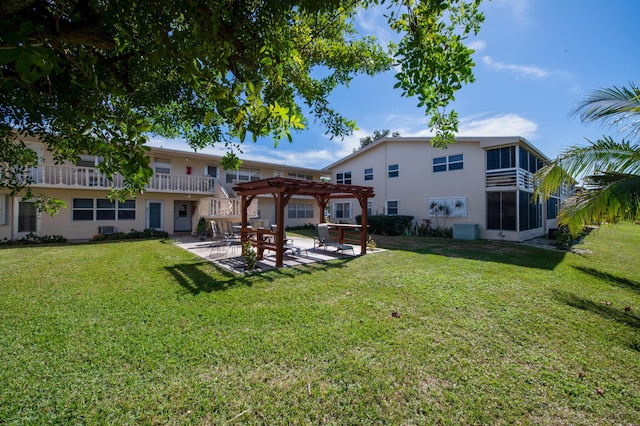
[486, 168, 537, 191]
[24, 164, 215, 194]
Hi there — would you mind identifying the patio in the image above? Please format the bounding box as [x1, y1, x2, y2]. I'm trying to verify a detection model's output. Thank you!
[173, 234, 365, 273]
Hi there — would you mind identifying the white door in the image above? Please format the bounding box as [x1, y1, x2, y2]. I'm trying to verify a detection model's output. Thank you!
[14, 199, 40, 239]
[146, 201, 163, 230]
[173, 201, 192, 232]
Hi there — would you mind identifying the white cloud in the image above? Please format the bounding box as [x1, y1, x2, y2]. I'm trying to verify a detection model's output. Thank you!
[467, 40, 486, 52]
[458, 113, 539, 139]
[482, 55, 549, 79]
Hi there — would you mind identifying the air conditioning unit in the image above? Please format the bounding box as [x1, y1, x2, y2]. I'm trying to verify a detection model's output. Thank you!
[98, 226, 115, 235]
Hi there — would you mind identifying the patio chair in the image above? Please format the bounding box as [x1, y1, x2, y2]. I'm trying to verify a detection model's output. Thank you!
[313, 223, 354, 256]
[282, 230, 307, 257]
[209, 220, 233, 257]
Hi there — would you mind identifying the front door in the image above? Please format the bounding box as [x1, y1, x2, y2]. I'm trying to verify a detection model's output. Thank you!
[14, 200, 40, 238]
[173, 201, 192, 232]
[146, 201, 163, 230]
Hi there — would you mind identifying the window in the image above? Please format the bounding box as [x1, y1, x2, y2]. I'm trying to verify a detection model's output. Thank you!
[226, 168, 260, 183]
[336, 172, 352, 184]
[519, 147, 545, 173]
[154, 157, 171, 174]
[386, 200, 399, 215]
[487, 146, 516, 170]
[288, 203, 314, 219]
[77, 154, 99, 167]
[388, 164, 399, 178]
[433, 154, 463, 172]
[364, 168, 374, 181]
[118, 199, 136, 220]
[487, 191, 516, 231]
[367, 201, 373, 216]
[96, 198, 116, 220]
[519, 191, 542, 231]
[72, 198, 136, 221]
[547, 197, 559, 220]
[0, 194, 6, 225]
[433, 156, 447, 173]
[72, 198, 94, 221]
[288, 172, 313, 180]
[333, 202, 351, 219]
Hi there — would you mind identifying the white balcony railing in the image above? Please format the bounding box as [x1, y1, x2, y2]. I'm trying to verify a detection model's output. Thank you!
[22, 164, 215, 194]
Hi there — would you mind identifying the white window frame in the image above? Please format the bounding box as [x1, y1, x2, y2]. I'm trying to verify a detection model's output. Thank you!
[433, 154, 463, 172]
[72, 198, 136, 222]
[336, 172, 352, 184]
[288, 172, 313, 180]
[367, 200, 373, 216]
[428, 197, 467, 218]
[364, 168, 374, 181]
[154, 157, 171, 174]
[288, 202, 314, 219]
[333, 201, 352, 219]
[388, 164, 399, 178]
[386, 200, 399, 215]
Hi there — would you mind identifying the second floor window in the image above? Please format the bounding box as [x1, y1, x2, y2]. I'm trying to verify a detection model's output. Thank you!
[433, 154, 464, 172]
[336, 172, 352, 184]
[154, 158, 171, 174]
[388, 164, 399, 178]
[364, 168, 373, 181]
[487, 146, 516, 170]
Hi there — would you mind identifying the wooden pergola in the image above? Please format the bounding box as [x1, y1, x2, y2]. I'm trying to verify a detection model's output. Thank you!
[233, 177, 375, 267]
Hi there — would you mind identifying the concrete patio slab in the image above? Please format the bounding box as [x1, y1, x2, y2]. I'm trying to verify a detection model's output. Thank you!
[172, 234, 363, 273]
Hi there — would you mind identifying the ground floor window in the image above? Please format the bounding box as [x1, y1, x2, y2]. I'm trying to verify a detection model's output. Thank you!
[547, 197, 559, 219]
[386, 200, 399, 215]
[73, 198, 136, 221]
[519, 191, 542, 231]
[288, 202, 314, 219]
[487, 191, 516, 231]
[333, 202, 352, 219]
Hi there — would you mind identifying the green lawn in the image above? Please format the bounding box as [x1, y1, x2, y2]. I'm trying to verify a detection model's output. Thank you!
[1, 224, 639, 425]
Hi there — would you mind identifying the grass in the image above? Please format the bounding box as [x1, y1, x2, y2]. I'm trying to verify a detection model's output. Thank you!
[1, 224, 639, 425]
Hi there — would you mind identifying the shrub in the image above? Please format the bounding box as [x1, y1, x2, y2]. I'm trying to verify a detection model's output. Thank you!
[285, 223, 317, 231]
[0, 233, 68, 246]
[414, 219, 452, 238]
[91, 228, 169, 242]
[356, 215, 414, 236]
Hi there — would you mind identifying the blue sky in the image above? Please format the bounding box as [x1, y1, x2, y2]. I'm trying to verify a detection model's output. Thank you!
[148, 0, 640, 170]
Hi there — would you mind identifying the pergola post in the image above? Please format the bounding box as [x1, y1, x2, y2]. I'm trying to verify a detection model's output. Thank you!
[357, 195, 370, 255]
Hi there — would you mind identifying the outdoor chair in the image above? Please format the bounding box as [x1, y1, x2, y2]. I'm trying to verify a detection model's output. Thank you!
[209, 220, 234, 257]
[313, 223, 354, 256]
[282, 230, 307, 257]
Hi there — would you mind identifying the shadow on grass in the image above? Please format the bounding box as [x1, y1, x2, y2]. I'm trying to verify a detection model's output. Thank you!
[372, 235, 568, 270]
[552, 290, 640, 330]
[573, 266, 640, 293]
[166, 256, 354, 295]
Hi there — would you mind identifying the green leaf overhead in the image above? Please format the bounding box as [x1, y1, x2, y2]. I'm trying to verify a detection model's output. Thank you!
[1, 0, 484, 203]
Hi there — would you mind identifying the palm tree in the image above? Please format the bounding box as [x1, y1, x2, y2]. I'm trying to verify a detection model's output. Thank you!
[535, 82, 640, 235]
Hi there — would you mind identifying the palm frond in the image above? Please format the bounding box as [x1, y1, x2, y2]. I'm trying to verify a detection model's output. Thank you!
[559, 172, 640, 235]
[534, 137, 640, 200]
[572, 82, 640, 138]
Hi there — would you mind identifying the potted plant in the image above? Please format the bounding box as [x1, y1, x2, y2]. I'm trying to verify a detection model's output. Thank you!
[197, 217, 208, 240]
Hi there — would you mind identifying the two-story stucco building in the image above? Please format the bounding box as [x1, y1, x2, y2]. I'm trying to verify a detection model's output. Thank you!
[0, 136, 328, 241]
[324, 136, 566, 242]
